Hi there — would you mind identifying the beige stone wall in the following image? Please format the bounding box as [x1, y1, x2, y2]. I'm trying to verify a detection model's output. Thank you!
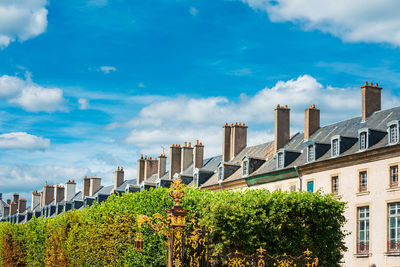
[300, 156, 400, 266]
[250, 178, 300, 192]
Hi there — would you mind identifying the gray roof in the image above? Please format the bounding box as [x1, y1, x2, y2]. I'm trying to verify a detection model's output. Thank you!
[253, 107, 400, 176]
[116, 179, 136, 191]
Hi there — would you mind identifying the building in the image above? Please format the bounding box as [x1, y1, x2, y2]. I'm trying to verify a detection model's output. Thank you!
[1, 81, 399, 265]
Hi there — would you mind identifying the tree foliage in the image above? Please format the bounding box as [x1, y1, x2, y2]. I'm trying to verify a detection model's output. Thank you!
[0, 188, 346, 266]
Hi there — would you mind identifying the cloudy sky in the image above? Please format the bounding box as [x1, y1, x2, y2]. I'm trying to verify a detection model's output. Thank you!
[1, 0, 400, 203]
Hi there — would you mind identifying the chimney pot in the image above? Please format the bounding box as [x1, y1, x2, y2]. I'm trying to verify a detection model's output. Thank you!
[365, 81, 368, 85]
[370, 82, 373, 86]
[375, 83, 378, 87]
[188, 142, 191, 147]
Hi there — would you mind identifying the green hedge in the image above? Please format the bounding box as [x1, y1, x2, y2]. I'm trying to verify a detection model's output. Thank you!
[0, 188, 346, 266]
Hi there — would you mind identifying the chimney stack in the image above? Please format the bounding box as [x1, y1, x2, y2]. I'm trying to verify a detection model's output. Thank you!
[144, 156, 158, 179]
[43, 184, 54, 206]
[3, 206, 9, 218]
[181, 142, 194, 172]
[82, 176, 90, 199]
[6, 199, 11, 205]
[169, 144, 182, 179]
[193, 140, 204, 169]
[361, 82, 382, 121]
[18, 198, 27, 213]
[65, 180, 76, 202]
[89, 175, 101, 196]
[114, 167, 125, 189]
[230, 123, 247, 159]
[31, 191, 41, 210]
[13, 193, 19, 204]
[274, 105, 290, 153]
[222, 123, 231, 162]
[9, 201, 17, 216]
[158, 154, 167, 178]
[137, 155, 145, 186]
[304, 104, 320, 140]
[55, 185, 65, 203]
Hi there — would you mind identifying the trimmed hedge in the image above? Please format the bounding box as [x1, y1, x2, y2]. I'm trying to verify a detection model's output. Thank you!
[0, 188, 347, 266]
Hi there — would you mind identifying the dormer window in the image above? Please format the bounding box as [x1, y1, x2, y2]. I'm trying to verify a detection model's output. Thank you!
[193, 173, 199, 187]
[307, 144, 315, 162]
[242, 160, 249, 176]
[277, 152, 284, 168]
[332, 138, 339, 157]
[218, 166, 224, 181]
[359, 132, 367, 150]
[388, 121, 399, 145]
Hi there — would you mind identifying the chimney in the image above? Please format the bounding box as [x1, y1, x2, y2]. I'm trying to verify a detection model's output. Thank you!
[274, 105, 290, 153]
[31, 191, 41, 210]
[158, 154, 167, 178]
[304, 104, 320, 140]
[181, 142, 194, 172]
[89, 175, 101, 196]
[18, 198, 27, 213]
[230, 123, 247, 159]
[169, 144, 182, 179]
[361, 82, 382, 121]
[222, 123, 231, 162]
[3, 206, 9, 217]
[9, 201, 18, 216]
[13, 193, 19, 204]
[55, 185, 65, 203]
[137, 155, 145, 186]
[193, 140, 204, 169]
[82, 176, 90, 198]
[6, 199, 11, 205]
[43, 184, 54, 206]
[65, 180, 76, 202]
[114, 167, 125, 189]
[144, 157, 158, 180]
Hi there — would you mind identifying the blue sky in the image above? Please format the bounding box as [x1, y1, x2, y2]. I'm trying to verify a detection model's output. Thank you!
[1, 0, 400, 203]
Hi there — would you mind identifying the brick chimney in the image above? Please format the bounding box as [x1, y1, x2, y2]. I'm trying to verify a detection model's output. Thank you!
[65, 180, 76, 202]
[82, 176, 90, 199]
[222, 123, 231, 162]
[18, 198, 27, 213]
[193, 140, 204, 169]
[31, 190, 41, 210]
[114, 166, 124, 189]
[89, 175, 101, 196]
[304, 104, 320, 140]
[55, 185, 65, 203]
[274, 105, 290, 153]
[158, 154, 167, 178]
[13, 193, 19, 204]
[3, 206, 9, 217]
[361, 82, 382, 121]
[137, 154, 145, 186]
[9, 201, 17, 216]
[43, 184, 54, 206]
[181, 142, 194, 172]
[230, 123, 247, 159]
[169, 144, 182, 179]
[144, 156, 158, 180]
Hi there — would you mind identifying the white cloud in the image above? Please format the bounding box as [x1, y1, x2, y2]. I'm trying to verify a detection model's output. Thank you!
[122, 75, 392, 157]
[0, 0, 48, 48]
[78, 98, 89, 110]
[138, 82, 145, 88]
[189, 7, 198, 16]
[241, 0, 400, 46]
[0, 132, 50, 150]
[100, 66, 117, 74]
[0, 74, 67, 112]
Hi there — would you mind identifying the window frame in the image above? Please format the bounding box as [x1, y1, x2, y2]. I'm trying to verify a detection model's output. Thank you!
[357, 206, 370, 254]
[277, 151, 285, 169]
[218, 165, 224, 181]
[331, 137, 340, 157]
[331, 175, 339, 195]
[242, 159, 249, 177]
[193, 172, 199, 188]
[388, 121, 399, 145]
[307, 180, 314, 193]
[358, 129, 369, 151]
[388, 202, 400, 252]
[307, 144, 315, 162]
[390, 165, 399, 187]
[359, 171, 368, 192]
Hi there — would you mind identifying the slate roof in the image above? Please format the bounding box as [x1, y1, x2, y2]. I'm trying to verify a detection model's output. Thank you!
[116, 179, 136, 191]
[253, 107, 400, 177]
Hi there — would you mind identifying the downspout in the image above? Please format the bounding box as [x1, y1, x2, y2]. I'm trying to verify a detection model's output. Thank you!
[218, 181, 224, 191]
[294, 166, 302, 191]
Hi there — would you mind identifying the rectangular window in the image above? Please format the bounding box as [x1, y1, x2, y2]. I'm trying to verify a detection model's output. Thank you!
[243, 161, 248, 176]
[388, 203, 400, 252]
[278, 153, 284, 168]
[290, 185, 296, 192]
[357, 206, 369, 254]
[308, 145, 314, 162]
[332, 139, 339, 156]
[331, 176, 339, 194]
[307, 181, 314, 193]
[218, 166, 223, 181]
[390, 125, 398, 144]
[390, 165, 399, 187]
[360, 132, 367, 150]
[193, 173, 199, 187]
[359, 171, 368, 192]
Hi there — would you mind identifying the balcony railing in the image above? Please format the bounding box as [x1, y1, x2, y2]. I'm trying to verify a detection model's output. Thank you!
[357, 242, 369, 254]
[388, 241, 400, 252]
